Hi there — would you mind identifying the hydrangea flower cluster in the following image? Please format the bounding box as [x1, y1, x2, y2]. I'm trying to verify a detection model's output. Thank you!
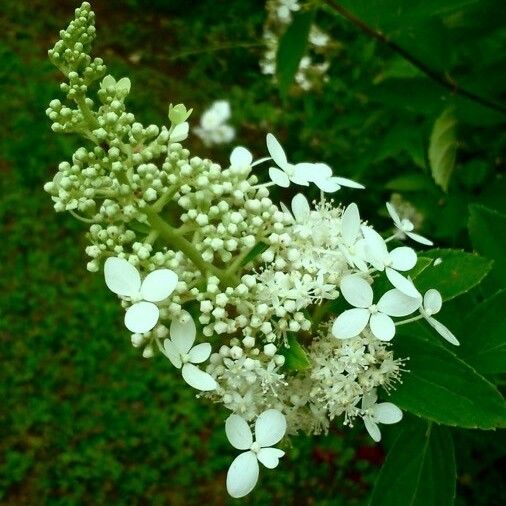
[261, 0, 333, 90]
[193, 100, 235, 146]
[44, 3, 459, 498]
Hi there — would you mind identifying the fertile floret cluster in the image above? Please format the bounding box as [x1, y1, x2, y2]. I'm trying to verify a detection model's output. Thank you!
[45, 3, 459, 499]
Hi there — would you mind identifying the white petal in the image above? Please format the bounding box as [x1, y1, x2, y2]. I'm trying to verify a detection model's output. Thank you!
[374, 403, 403, 424]
[291, 193, 310, 222]
[269, 167, 290, 188]
[390, 247, 417, 271]
[225, 414, 253, 450]
[255, 409, 287, 447]
[362, 226, 388, 268]
[386, 268, 421, 298]
[370, 312, 395, 341]
[361, 390, 378, 410]
[332, 308, 370, 339]
[257, 448, 285, 469]
[364, 418, 382, 442]
[162, 338, 182, 368]
[340, 274, 373, 308]
[423, 289, 442, 314]
[230, 146, 253, 167]
[140, 269, 178, 302]
[124, 301, 159, 333]
[315, 177, 341, 193]
[188, 342, 212, 364]
[266, 133, 287, 168]
[426, 316, 460, 346]
[341, 203, 360, 246]
[386, 202, 402, 227]
[378, 289, 422, 317]
[332, 176, 365, 189]
[290, 165, 310, 186]
[181, 363, 217, 391]
[298, 162, 332, 182]
[104, 257, 141, 297]
[406, 231, 434, 246]
[170, 312, 196, 354]
[226, 451, 259, 499]
[170, 122, 189, 142]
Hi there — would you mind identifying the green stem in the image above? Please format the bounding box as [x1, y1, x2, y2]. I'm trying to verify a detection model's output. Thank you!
[143, 207, 238, 287]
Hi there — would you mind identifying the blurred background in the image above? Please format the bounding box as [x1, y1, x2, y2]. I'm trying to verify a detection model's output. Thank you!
[0, 0, 505, 504]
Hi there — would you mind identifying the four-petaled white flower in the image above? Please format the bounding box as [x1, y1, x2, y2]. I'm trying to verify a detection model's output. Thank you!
[419, 289, 460, 345]
[361, 226, 420, 298]
[104, 257, 178, 334]
[226, 409, 286, 498]
[332, 274, 421, 341]
[361, 390, 403, 442]
[386, 202, 433, 246]
[163, 311, 218, 391]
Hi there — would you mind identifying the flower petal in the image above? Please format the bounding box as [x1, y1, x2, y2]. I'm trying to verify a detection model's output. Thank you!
[386, 202, 402, 227]
[361, 390, 378, 410]
[377, 289, 421, 317]
[370, 312, 395, 341]
[140, 269, 178, 302]
[170, 121, 189, 142]
[226, 451, 259, 499]
[386, 268, 421, 298]
[340, 274, 373, 308]
[104, 257, 141, 297]
[364, 417, 382, 442]
[332, 176, 365, 189]
[230, 146, 253, 168]
[362, 226, 388, 269]
[162, 338, 182, 368]
[291, 193, 310, 222]
[390, 247, 417, 271]
[315, 176, 341, 193]
[181, 363, 217, 391]
[290, 165, 310, 186]
[374, 403, 403, 424]
[170, 311, 196, 354]
[266, 133, 287, 168]
[124, 301, 159, 333]
[423, 289, 442, 315]
[257, 448, 285, 469]
[426, 316, 460, 346]
[341, 203, 360, 247]
[406, 231, 433, 246]
[225, 414, 253, 450]
[188, 342, 212, 364]
[332, 308, 370, 339]
[269, 167, 290, 188]
[255, 409, 287, 447]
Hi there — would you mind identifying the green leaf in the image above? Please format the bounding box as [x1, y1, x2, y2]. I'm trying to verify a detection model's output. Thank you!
[460, 291, 506, 374]
[281, 334, 311, 371]
[468, 204, 506, 284]
[275, 11, 314, 97]
[390, 332, 506, 429]
[429, 108, 458, 192]
[369, 419, 455, 506]
[410, 256, 432, 279]
[240, 241, 268, 267]
[414, 249, 492, 301]
[385, 173, 434, 192]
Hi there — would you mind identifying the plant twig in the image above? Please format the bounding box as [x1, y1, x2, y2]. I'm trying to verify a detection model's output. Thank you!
[323, 0, 506, 115]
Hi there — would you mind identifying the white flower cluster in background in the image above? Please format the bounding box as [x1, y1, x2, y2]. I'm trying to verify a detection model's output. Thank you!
[45, 3, 460, 499]
[261, 0, 333, 90]
[193, 100, 235, 146]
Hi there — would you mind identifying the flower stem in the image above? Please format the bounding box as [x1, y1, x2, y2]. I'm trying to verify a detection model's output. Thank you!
[395, 314, 423, 326]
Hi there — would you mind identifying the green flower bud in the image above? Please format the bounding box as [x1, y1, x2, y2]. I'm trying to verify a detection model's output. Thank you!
[168, 103, 192, 125]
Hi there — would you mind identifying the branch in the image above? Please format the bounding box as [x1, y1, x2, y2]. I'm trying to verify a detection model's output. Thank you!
[323, 0, 506, 115]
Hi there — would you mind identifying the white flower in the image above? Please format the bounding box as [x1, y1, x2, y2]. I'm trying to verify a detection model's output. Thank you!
[361, 226, 420, 298]
[266, 133, 310, 188]
[194, 100, 235, 146]
[276, 0, 300, 23]
[226, 409, 286, 498]
[229, 146, 270, 170]
[169, 121, 189, 143]
[104, 257, 178, 333]
[332, 274, 421, 341]
[419, 289, 459, 345]
[386, 202, 433, 246]
[295, 162, 365, 193]
[361, 390, 403, 442]
[339, 203, 368, 271]
[163, 311, 218, 391]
